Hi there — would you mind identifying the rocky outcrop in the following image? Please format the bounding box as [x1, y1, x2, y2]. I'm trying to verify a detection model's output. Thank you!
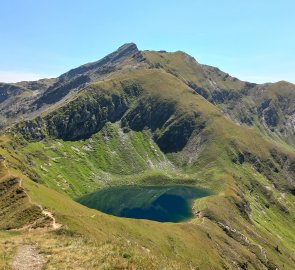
[264, 106, 279, 127]
[155, 114, 202, 153]
[46, 93, 128, 140]
[0, 83, 26, 103]
[121, 98, 176, 132]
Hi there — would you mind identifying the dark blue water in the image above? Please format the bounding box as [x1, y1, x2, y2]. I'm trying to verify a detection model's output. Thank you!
[77, 185, 211, 222]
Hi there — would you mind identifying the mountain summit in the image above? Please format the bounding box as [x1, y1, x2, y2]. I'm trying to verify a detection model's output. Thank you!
[59, 42, 140, 81]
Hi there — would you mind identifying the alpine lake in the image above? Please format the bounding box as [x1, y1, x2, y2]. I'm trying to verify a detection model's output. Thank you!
[78, 185, 211, 222]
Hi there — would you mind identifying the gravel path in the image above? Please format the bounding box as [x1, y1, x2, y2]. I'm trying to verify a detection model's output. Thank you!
[12, 245, 45, 270]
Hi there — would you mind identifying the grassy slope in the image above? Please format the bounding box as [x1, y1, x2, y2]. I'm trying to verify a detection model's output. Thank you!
[143, 50, 295, 148]
[0, 166, 228, 269]
[0, 157, 44, 230]
[142, 50, 246, 92]
[1, 134, 294, 269]
[11, 124, 175, 197]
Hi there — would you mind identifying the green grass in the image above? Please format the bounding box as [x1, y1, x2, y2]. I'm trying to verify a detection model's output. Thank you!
[5, 123, 180, 197]
[142, 50, 249, 97]
[2, 118, 295, 268]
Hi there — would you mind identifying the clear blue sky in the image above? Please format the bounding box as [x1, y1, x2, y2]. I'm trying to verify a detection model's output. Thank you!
[0, 0, 294, 83]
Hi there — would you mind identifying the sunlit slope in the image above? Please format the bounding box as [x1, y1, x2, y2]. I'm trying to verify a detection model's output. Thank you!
[143, 50, 295, 146]
[0, 158, 293, 270]
[1, 135, 294, 269]
[143, 50, 247, 93]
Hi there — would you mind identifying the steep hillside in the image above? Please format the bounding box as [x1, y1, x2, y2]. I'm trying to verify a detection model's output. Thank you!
[0, 44, 294, 269]
[143, 50, 295, 146]
[0, 156, 45, 230]
[222, 81, 295, 146]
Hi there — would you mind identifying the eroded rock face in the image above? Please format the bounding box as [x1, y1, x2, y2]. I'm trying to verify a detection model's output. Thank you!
[48, 95, 128, 140]
[121, 98, 176, 132]
[187, 82, 210, 99]
[263, 106, 279, 127]
[155, 114, 201, 153]
[270, 149, 295, 190]
[210, 89, 241, 104]
[61, 43, 140, 81]
[35, 75, 91, 106]
[0, 84, 25, 103]
[256, 99, 279, 127]
[231, 147, 295, 196]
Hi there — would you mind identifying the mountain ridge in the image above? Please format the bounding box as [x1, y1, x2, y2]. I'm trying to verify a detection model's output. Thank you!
[1, 43, 294, 143]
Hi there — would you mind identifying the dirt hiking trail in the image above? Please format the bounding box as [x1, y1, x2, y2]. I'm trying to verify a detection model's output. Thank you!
[12, 245, 45, 270]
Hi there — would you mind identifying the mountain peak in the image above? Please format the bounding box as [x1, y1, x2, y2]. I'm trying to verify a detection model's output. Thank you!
[117, 42, 138, 52]
[107, 42, 139, 63]
[57, 43, 139, 82]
